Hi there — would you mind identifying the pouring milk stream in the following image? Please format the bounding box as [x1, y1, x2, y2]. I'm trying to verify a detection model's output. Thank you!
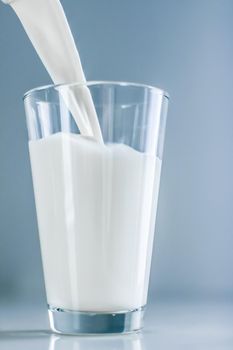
[2, 0, 103, 142]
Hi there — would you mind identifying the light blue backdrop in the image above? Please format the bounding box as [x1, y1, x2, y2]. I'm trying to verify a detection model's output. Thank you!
[0, 0, 232, 304]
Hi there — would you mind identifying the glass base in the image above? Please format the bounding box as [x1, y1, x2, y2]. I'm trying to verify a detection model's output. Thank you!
[48, 305, 145, 335]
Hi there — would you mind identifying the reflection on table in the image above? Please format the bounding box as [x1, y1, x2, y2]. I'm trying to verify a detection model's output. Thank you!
[49, 332, 144, 350]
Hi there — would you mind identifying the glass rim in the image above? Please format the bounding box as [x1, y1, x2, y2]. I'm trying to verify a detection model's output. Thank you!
[23, 80, 169, 101]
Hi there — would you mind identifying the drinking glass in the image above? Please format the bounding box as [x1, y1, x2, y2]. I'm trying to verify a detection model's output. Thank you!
[24, 81, 169, 334]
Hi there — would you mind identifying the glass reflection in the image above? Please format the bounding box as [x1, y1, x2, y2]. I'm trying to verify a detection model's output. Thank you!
[49, 332, 144, 350]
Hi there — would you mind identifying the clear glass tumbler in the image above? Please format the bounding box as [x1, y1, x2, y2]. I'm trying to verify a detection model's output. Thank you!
[24, 81, 169, 334]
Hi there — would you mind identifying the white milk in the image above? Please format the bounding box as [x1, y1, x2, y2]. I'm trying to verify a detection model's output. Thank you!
[29, 133, 161, 312]
[5, 0, 102, 141]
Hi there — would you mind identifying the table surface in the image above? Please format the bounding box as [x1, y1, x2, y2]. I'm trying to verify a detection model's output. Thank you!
[0, 299, 232, 349]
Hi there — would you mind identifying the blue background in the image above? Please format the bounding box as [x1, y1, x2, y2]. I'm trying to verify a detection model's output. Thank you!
[0, 0, 232, 307]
